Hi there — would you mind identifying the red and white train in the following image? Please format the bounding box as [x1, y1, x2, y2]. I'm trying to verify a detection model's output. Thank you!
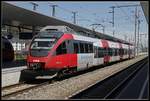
[26, 26, 134, 78]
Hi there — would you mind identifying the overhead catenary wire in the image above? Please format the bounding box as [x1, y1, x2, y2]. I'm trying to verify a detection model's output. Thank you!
[49, 4, 106, 30]
[114, 3, 135, 23]
[57, 6, 73, 13]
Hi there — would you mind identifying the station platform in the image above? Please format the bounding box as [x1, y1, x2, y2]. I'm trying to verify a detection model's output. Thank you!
[2, 66, 27, 87]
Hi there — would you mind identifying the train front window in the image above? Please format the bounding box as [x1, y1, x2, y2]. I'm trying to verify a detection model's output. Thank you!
[30, 38, 56, 50]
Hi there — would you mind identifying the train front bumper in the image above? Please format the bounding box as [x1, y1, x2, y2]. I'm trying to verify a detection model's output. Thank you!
[20, 69, 60, 81]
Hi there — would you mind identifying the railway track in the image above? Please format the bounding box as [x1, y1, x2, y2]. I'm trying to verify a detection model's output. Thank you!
[2, 56, 147, 99]
[2, 79, 53, 98]
[69, 57, 148, 99]
[1, 59, 124, 99]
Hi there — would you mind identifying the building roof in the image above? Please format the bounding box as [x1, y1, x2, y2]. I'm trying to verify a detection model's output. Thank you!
[2, 2, 132, 45]
[140, 1, 149, 23]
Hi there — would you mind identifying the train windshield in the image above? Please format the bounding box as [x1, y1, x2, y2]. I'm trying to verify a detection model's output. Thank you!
[30, 38, 56, 50]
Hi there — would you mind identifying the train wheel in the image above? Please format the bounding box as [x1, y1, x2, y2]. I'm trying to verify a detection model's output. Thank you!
[57, 70, 64, 79]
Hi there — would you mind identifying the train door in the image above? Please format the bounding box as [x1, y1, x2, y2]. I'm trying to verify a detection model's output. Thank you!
[66, 40, 73, 68]
[55, 41, 68, 68]
[104, 47, 109, 63]
[77, 42, 86, 71]
[119, 43, 123, 60]
[128, 45, 131, 58]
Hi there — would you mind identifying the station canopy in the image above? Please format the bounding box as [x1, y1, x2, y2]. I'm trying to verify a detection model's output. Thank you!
[140, 1, 149, 23]
[2, 2, 131, 45]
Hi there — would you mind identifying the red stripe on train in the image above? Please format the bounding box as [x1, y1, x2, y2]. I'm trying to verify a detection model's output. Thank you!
[101, 39, 110, 63]
[45, 54, 77, 69]
[101, 39, 109, 48]
[119, 43, 123, 59]
[45, 34, 77, 69]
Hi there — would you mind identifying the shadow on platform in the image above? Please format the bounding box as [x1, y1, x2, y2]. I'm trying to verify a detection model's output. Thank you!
[2, 59, 27, 68]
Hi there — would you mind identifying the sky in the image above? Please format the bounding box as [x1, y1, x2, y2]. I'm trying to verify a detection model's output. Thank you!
[6, 1, 148, 47]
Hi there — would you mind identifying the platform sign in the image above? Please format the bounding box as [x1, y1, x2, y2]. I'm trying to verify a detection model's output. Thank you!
[19, 32, 33, 39]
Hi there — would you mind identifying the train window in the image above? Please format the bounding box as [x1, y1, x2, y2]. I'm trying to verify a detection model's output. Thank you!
[116, 49, 119, 56]
[108, 48, 112, 56]
[73, 43, 79, 53]
[94, 46, 98, 58]
[112, 48, 115, 56]
[80, 43, 84, 53]
[87, 44, 90, 53]
[85, 43, 88, 53]
[98, 47, 104, 57]
[119, 49, 121, 55]
[56, 41, 67, 55]
[67, 40, 70, 44]
[98, 47, 100, 57]
[114, 48, 116, 56]
[110, 48, 112, 56]
[124, 49, 126, 55]
[107, 48, 109, 55]
[111, 48, 113, 56]
[120, 49, 124, 55]
[103, 48, 108, 56]
[117, 49, 119, 55]
[88, 44, 93, 53]
[103, 48, 106, 56]
[120, 49, 122, 55]
[108, 48, 110, 56]
[115, 48, 118, 56]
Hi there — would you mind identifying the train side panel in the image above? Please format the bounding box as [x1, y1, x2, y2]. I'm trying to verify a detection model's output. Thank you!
[77, 53, 94, 71]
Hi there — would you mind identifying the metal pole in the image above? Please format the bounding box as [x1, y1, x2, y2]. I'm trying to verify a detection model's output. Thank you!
[72, 12, 77, 24]
[30, 2, 38, 11]
[134, 7, 137, 57]
[51, 5, 57, 17]
[109, 6, 115, 37]
[137, 19, 140, 55]
[124, 35, 127, 41]
[103, 26, 105, 34]
[112, 7, 115, 37]
[140, 34, 147, 52]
